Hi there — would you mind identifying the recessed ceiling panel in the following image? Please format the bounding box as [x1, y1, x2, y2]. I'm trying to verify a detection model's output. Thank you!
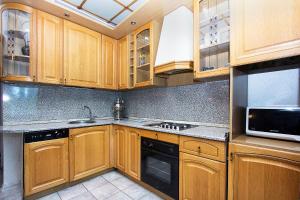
[65, 0, 84, 6]
[83, 0, 123, 20]
[130, 0, 147, 10]
[112, 9, 131, 24]
[57, 0, 148, 27]
[117, 0, 134, 6]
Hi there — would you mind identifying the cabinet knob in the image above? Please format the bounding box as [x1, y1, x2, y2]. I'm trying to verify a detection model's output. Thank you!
[198, 146, 201, 153]
[32, 75, 36, 81]
[69, 136, 73, 140]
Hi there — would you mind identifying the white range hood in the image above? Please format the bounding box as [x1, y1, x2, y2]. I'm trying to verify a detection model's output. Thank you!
[154, 6, 194, 75]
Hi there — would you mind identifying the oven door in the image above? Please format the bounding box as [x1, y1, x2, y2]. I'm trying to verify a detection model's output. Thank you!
[141, 147, 179, 200]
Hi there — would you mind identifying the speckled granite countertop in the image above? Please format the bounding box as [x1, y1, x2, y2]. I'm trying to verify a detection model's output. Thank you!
[1, 118, 229, 141]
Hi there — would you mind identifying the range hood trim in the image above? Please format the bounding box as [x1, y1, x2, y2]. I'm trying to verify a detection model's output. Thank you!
[154, 60, 194, 75]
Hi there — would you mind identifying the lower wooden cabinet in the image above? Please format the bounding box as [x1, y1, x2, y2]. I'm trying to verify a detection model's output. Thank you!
[228, 143, 300, 200]
[24, 138, 69, 196]
[114, 126, 141, 180]
[115, 126, 127, 172]
[69, 126, 110, 181]
[180, 152, 226, 200]
[126, 128, 141, 180]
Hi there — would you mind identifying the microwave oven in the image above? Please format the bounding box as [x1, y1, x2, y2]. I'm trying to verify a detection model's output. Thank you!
[246, 107, 300, 142]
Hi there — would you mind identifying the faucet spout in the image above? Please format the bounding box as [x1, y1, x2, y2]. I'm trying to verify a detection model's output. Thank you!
[83, 105, 95, 121]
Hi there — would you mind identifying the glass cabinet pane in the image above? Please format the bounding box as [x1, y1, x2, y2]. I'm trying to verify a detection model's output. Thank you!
[136, 29, 150, 84]
[2, 9, 31, 77]
[199, 0, 230, 71]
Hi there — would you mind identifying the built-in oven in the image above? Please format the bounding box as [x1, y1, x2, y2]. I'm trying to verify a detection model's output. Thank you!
[141, 137, 179, 200]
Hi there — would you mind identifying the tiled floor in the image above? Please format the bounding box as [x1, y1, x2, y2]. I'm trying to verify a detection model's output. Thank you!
[38, 171, 163, 200]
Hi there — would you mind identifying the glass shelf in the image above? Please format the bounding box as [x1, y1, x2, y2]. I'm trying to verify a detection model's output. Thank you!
[198, 0, 230, 72]
[2, 9, 32, 78]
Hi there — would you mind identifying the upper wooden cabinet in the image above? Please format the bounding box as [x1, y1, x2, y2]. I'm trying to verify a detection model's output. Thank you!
[64, 20, 101, 88]
[228, 143, 300, 200]
[193, 0, 230, 79]
[69, 126, 110, 181]
[180, 152, 226, 200]
[0, 3, 36, 82]
[230, 0, 300, 66]
[37, 11, 63, 84]
[102, 35, 117, 90]
[24, 138, 69, 196]
[118, 36, 130, 89]
[134, 21, 165, 88]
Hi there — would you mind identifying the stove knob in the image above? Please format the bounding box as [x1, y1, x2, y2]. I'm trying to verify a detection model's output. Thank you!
[176, 126, 180, 131]
[166, 124, 170, 129]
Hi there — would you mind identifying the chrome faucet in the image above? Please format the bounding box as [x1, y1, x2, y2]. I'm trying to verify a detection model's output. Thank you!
[83, 105, 95, 121]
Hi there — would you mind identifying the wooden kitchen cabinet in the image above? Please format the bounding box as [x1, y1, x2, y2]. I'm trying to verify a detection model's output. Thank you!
[0, 3, 36, 82]
[37, 11, 63, 84]
[64, 20, 101, 88]
[114, 126, 127, 172]
[228, 143, 300, 200]
[69, 126, 110, 181]
[118, 36, 130, 89]
[102, 35, 117, 90]
[180, 136, 226, 162]
[134, 21, 165, 88]
[24, 138, 69, 196]
[126, 128, 141, 180]
[180, 152, 226, 200]
[230, 0, 300, 66]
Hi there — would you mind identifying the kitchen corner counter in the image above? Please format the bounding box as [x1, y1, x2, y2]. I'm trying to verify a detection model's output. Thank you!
[2, 118, 229, 142]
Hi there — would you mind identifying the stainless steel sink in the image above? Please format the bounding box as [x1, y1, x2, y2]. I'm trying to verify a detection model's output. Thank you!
[68, 120, 96, 124]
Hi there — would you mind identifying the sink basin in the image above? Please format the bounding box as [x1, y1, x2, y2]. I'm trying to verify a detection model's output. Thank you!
[68, 120, 96, 124]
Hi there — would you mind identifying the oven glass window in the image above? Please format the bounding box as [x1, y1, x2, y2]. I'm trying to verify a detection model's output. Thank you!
[145, 156, 171, 184]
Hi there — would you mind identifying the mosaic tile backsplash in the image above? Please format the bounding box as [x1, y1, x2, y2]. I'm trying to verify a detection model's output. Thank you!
[3, 83, 118, 122]
[122, 80, 229, 124]
[3, 80, 230, 124]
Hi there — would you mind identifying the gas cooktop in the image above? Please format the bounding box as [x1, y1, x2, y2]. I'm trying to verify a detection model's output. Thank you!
[144, 122, 198, 131]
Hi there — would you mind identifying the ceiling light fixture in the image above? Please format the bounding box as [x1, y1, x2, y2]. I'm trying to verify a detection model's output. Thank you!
[131, 21, 136, 25]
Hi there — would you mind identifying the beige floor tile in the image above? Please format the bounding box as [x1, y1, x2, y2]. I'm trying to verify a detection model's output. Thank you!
[110, 176, 136, 190]
[83, 176, 108, 191]
[58, 184, 87, 200]
[105, 191, 132, 200]
[38, 193, 61, 200]
[102, 171, 124, 182]
[139, 192, 163, 200]
[89, 182, 119, 200]
[122, 184, 149, 200]
[69, 191, 96, 200]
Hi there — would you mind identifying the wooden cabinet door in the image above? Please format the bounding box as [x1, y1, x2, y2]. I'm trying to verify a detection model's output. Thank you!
[230, 0, 300, 66]
[118, 36, 129, 89]
[0, 3, 37, 82]
[228, 143, 300, 200]
[69, 126, 109, 181]
[126, 128, 140, 180]
[64, 20, 101, 88]
[115, 126, 127, 171]
[37, 11, 63, 84]
[180, 153, 226, 200]
[24, 138, 69, 196]
[102, 35, 117, 89]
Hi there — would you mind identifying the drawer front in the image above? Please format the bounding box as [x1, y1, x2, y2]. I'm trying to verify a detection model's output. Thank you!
[140, 129, 158, 140]
[180, 136, 226, 162]
[158, 132, 179, 144]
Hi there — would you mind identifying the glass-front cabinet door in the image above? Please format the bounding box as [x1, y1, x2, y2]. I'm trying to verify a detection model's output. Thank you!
[1, 4, 36, 82]
[134, 23, 152, 87]
[194, 0, 230, 79]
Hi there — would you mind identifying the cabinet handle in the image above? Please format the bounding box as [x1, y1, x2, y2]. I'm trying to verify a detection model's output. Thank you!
[69, 135, 73, 140]
[64, 78, 67, 84]
[230, 153, 234, 161]
[32, 75, 36, 81]
[198, 146, 201, 153]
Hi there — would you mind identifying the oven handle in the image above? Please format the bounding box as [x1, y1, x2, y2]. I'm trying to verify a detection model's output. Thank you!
[142, 148, 179, 160]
